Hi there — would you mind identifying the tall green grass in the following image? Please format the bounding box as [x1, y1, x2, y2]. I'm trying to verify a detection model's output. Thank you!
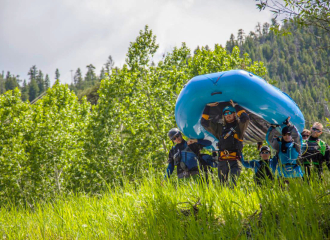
[0, 169, 329, 239]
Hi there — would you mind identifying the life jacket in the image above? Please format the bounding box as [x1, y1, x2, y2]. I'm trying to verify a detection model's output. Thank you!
[277, 140, 299, 165]
[301, 139, 326, 165]
[306, 141, 320, 153]
[277, 139, 303, 178]
[218, 122, 243, 160]
[174, 142, 199, 171]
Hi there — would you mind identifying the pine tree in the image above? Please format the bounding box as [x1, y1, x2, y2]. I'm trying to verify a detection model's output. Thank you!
[255, 22, 262, 36]
[100, 67, 106, 80]
[104, 55, 114, 75]
[74, 68, 83, 89]
[21, 80, 29, 101]
[28, 65, 38, 82]
[29, 78, 39, 101]
[271, 18, 278, 27]
[226, 34, 237, 52]
[249, 31, 256, 39]
[262, 22, 270, 35]
[55, 68, 60, 80]
[85, 64, 96, 86]
[5, 71, 19, 91]
[45, 74, 50, 89]
[0, 73, 5, 94]
[36, 70, 45, 94]
[237, 29, 245, 46]
[194, 46, 201, 55]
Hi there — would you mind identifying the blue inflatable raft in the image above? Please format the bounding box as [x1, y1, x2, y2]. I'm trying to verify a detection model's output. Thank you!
[175, 70, 305, 149]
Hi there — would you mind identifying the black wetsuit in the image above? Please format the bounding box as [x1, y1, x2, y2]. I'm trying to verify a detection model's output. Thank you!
[201, 105, 250, 185]
[301, 136, 330, 180]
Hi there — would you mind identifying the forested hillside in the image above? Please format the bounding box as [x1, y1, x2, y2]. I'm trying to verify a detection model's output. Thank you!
[0, 57, 113, 105]
[0, 66, 51, 102]
[226, 21, 330, 129]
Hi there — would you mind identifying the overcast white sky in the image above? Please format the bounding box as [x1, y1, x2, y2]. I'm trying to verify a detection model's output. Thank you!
[0, 0, 273, 85]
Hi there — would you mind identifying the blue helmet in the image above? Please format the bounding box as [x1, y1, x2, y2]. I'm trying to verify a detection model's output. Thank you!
[222, 105, 236, 113]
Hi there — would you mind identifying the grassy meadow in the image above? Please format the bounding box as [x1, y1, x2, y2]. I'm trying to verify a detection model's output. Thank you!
[0, 168, 329, 240]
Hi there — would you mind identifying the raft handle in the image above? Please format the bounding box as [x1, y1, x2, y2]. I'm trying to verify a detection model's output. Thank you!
[211, 91, 222, 96]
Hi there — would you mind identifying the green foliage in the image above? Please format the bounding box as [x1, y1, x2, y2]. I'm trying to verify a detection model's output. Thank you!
[27, 81, 90, 196]
[0, 89, 32, 204]
[126, 25, 159, 71]
[87, 25, 267, 186]
[77, 82, 100, 105]
[1, 23, 329, 206]
[0, 83, 90, 204]
[0, 173, 329, 239]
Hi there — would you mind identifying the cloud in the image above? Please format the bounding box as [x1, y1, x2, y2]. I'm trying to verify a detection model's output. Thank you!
[0, 0, 272, 84]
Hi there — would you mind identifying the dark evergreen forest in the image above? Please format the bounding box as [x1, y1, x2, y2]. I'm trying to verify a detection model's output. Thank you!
[226, 21, 330, 130]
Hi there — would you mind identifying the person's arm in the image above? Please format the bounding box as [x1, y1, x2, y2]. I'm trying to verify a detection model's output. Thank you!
[201, 104, 223, 139]
[225, 100, 249, 139]
[287, 124, 302, 153]
[266, 126, 280, 152]
[187, 139, 212, 157]
[187, 138, 212, 147]
[235, 103, 249, 123]
[236, 104, 250, 139]
[241, 158, 257, 169]
[269, 155, 278, 172]
[197, 139, 212, 147]
[165, 148, 175, 178]
[280, 116, 301, 153]
[165, 163, 174, 178]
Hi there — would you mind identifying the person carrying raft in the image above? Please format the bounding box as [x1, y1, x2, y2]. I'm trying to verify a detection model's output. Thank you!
[165, 128, 214, 180]
[201, 100, 250, 186]
[266, 117, 303, 180]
